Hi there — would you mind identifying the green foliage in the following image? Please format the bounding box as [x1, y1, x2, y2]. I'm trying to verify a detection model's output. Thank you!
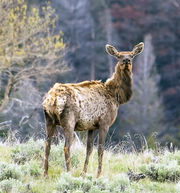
[0, 179, 22, 193]
[109, 174, 130, 192]
[0, 162, 23, 181]
[71, 153, 80, 168]
[162, 151, 180, 165]
[147, 133, 158, 150]
[22, 160, 43, 177]
[11, 139, 44, 164]
[47, 142, 64, 166]
[0, 0, 65, 70]
[0, 139, 180, 193]
[0, 0, 66, 138]
[140, 160, 180, 182]
[139, 151, 180, 182]
[56, 173, 92, 192]
[55, 172, 130, 193]
[0, 131, 8, 139]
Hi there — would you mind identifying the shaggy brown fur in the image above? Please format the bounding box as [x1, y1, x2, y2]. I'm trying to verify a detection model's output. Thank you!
[42, 42, 144, 177]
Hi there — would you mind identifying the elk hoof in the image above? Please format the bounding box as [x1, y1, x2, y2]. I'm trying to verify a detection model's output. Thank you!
[96, 172, 101, 178]
[43, 172, 48, 178]
[80, 171, 86, 178]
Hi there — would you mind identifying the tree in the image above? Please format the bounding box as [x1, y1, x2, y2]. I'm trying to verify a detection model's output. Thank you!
[111, 34, 165, 144]
[0, 0, 66, 138]
[52, 0, 118, 82]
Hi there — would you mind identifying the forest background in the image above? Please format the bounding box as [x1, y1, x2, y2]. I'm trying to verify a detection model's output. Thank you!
[0, 0, 180, 147]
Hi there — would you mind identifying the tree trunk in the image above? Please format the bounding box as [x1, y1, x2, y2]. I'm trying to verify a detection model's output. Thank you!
[104, 7, 113, 76]
[0, 76, 14, 112]
[90, 23, 95, 80]
[90, 61, 95, 80]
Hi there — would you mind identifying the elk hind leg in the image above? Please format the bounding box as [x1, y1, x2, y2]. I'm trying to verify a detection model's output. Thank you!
[64, 126, 74, 172]
[44, 113, 56, 177]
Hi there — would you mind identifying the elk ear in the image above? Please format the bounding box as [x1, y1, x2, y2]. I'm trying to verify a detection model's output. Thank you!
[105, 44, 118, 57]
[132, 42, 144, 57]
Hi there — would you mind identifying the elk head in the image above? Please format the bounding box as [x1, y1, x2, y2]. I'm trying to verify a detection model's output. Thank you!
[106, 42, 144, 71]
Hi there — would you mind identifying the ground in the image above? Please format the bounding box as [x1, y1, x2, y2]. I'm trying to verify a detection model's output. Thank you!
[0, 139, 180, 193]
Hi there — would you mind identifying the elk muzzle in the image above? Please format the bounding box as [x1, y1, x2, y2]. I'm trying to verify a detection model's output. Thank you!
[123, 58, 130, 65]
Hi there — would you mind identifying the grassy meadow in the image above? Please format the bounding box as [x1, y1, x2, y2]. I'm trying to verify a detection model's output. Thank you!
[0, 139, 180, 193]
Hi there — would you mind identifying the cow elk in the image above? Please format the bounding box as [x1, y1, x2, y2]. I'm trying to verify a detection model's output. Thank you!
[42, 42, 144, 177]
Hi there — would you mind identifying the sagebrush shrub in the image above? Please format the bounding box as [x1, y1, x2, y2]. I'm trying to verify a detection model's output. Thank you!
[140, 160, 180, 182]
[56, 173, 92, 192]
[11, 139, 44, 164]
[175, 182, 180, 192]
[93, 176, 109, 191]
[71, 153, 80, 168]
[163, 151, 180, 165]
[109, 173, 130, 192]
[55, 172, 130, 193]
[0, 179, 22, 193]
[48, 143, 64, 166]
[22, 160, 42, 177]
[0, 162, 23, 181]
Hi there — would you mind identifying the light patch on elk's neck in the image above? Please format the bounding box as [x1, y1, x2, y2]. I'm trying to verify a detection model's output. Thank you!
[105, 61, 133, 104]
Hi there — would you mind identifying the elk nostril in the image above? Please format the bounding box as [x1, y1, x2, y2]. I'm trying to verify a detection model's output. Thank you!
[123, 59, 130, 64]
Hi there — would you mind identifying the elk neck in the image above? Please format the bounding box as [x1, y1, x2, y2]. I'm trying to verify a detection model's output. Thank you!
[105, 61, 133, 105]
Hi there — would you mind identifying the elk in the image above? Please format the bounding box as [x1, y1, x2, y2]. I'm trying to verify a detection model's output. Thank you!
[42, 42, 144, 177]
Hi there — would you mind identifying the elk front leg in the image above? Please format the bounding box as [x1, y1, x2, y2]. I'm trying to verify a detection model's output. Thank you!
[81, 130, 94, 176]
[97, 126, 108, 178]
